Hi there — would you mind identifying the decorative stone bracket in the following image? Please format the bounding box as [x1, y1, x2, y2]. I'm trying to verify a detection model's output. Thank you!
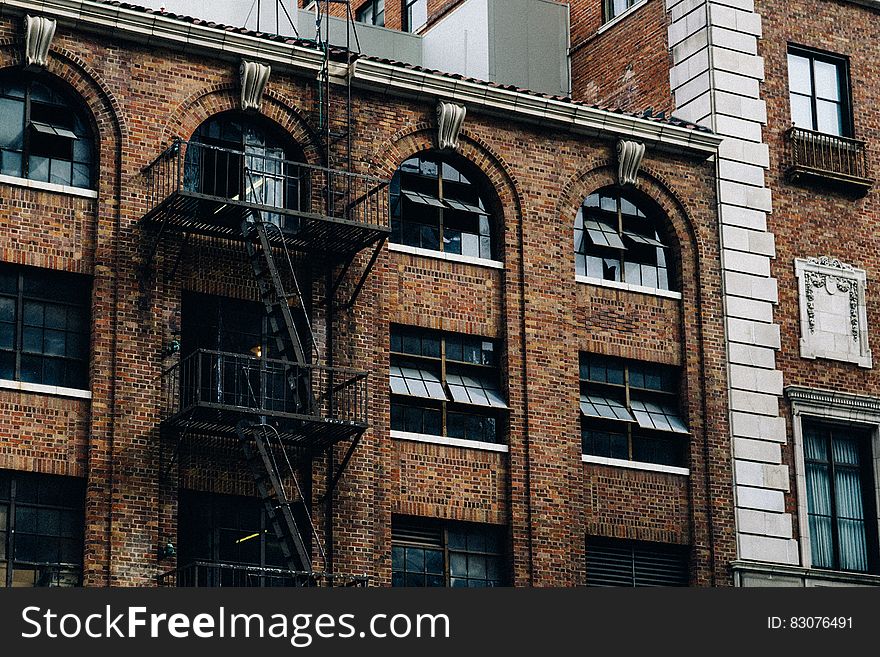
[617, 139, 645, 186]
[795, 256, 872, 368]
[437, 101, 466, 151]
[240, 60, 271, 112]
[24, 15, 56, 70]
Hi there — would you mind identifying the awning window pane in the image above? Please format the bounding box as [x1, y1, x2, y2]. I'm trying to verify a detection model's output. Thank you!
[580, 393, 634, 422]
[630, 399, 688, 434]
[446, 373, 508, 409]
[390, 365, 446, 400]
[622, 231, 666, 248]
[444, 198, 488, 215]
[402, 190, 446, 208]
[585, 219, 627, 250]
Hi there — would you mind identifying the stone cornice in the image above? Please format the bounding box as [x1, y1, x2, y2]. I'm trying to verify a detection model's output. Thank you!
[0, 0, 723, 157]
[785, 385, 880, 415]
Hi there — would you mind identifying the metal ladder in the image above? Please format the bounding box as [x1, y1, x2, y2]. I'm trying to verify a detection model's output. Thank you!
[236, 419, 314, 574]
[240, 214, 316, 412]
[237, 202, 324, 576]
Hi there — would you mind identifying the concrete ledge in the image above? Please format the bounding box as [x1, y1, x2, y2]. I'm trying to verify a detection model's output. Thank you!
[732, 560, 880, 587]
[388, 243, 504, 270]
[581, 454, 689, 476]
[0, 378, 92, 399]
[390, 430, 508, 453]
[0, 174, 98, 198]
[576, 275, 683, 300]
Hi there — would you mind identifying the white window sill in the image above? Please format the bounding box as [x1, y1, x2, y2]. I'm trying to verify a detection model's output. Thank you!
[388, 243, 504, 270]
[390, 430, 509, 453]
[581, 454, 689, 476]
[576, 275, 682, 300]
[0, 174, 98, 199]
[0, 378, 92, 400]
[597, 0, 650, 35]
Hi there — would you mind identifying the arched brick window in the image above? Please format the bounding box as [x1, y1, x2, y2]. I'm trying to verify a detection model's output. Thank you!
[390, 152, 498, 261]
[0, 71, 95, 189]
[575, 188, 676, 292]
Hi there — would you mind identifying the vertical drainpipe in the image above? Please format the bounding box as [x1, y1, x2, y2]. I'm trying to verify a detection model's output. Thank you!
[325, 267, 335, 577]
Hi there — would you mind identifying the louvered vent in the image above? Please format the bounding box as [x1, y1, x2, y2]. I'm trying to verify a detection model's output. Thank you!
[392, 517, 443, 548]
[586, 538, 689, 587]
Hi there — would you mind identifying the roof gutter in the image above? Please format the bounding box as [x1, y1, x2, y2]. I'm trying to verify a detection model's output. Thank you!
[0, 0, 723, 157]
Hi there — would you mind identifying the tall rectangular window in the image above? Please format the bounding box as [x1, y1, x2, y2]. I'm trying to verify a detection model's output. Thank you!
[392, 517, 506, 587]
[803, 422, 878, 573]
[580, 353, 688, 467]
[0, 470, 85, 587]
[788, 47, 851, 137]
[403, 0, 427, 32]
[390, 326, 508, 444]
[0, 264, 90, 389]
[356, 0, 385, 26]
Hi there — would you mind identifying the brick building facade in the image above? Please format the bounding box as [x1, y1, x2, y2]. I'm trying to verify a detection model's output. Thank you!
[0, 0, 740, 587]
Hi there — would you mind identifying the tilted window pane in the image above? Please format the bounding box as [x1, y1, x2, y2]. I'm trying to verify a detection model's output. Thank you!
[630, 399, 688, 434]
[580, 393, 634, 422]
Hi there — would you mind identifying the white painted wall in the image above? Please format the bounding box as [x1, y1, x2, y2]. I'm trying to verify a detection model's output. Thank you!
[421, 0, 490, 83]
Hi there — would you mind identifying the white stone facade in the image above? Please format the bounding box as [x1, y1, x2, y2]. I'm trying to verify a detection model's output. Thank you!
[666, 0, 799, 567]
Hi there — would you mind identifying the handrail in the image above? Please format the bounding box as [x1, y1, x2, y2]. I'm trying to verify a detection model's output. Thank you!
[786, 126, 871, 184]
[161, 349, 369, 426]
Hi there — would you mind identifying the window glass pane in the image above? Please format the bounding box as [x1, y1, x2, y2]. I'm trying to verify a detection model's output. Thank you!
[0, 98, 24, 149]
[1, 150, 22, 177]
[28, 155, 49, 182]
[813, 60, 841, 101]
[815, 99, 843, 136]
[788, 53, 812, 95]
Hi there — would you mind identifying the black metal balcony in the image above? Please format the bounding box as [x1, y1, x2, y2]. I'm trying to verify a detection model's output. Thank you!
[142, 139, 390, 258]
[786, 127, 873, 193]
[157, 561, 369, 587]
[161, 349, 369, 452]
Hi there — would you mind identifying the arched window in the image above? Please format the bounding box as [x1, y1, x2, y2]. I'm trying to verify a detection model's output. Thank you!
[184, 112, 308, 226]
[0, 72, 94, 188]
[390, 153, 496, 261]
[575, 188, 675, 292]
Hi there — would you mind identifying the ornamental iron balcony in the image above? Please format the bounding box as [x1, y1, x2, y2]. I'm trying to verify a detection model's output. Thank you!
[142, 139, 390, 258]
[786, 127, 873, 193]
[161, 349, 369, 452]
[156, 561, 370, 588]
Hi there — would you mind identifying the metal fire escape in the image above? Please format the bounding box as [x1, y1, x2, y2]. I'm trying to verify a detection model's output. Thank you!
[144, 1, 387, 586]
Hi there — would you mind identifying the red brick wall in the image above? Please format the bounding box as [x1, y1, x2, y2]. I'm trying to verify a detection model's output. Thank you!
[756, 0, 880, 547]
[569, 0, 674, 114]
[0, 11, 733, 587]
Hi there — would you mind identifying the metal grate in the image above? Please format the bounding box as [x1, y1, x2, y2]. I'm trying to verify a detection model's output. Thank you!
[586, 538, 689, 587]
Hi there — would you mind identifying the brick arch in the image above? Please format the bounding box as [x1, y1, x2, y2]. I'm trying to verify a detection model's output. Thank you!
[160, 85, 323, 166]
[557, 160, 702, 295]
[368, 124, 527, 255]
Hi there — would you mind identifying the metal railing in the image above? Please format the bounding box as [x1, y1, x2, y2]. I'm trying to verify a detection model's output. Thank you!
[786, 126, 871, 184]
[157, 561, 369, 588]
[161, 349, 369, 426]
[144, 138, 389, 229]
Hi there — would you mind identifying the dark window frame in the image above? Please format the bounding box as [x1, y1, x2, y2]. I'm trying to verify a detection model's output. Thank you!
[0, 264, 91, 390]
[0, 72, 95, 188]
[356, 0, 385, 26]
[403, 0, 427, 32]
[391, 152, 497, 261]
[391, 517, 507, 587]
[802, 420, 879, 574]
[0, 470, 85, 588]
[575, 188, 675, 292]
[787, 45, 854, 138]
[579, 353, 688, 467]
[390, 325, 506, 444]
[603, 0, 642, 22]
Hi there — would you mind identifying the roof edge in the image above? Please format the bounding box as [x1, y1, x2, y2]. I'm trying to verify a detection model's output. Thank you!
[0, 0, 723, 156]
